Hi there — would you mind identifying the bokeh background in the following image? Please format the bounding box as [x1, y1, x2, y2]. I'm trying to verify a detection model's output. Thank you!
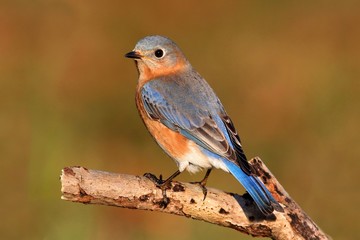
[1, 1, 359, 239]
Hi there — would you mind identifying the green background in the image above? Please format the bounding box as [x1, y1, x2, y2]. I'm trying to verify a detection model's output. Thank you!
[1, 1, 359, 239]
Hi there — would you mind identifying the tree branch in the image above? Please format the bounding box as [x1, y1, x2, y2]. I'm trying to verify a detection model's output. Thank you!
[60, 157, 330, 239]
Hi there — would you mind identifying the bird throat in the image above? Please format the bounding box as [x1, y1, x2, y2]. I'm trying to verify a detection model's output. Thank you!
[134, 61, 140, 75]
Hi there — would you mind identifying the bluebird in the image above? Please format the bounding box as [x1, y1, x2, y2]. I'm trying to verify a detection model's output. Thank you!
[125, 35, 281, 215]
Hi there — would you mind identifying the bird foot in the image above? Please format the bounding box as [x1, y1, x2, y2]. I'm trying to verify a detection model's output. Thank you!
[143, 173, 171, 208]
[190, 181, 208, 200]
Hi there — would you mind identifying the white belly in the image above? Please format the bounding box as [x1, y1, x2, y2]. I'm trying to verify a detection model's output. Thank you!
[176, 141, 229, 174]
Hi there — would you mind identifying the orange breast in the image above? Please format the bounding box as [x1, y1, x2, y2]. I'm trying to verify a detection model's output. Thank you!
[135, 89, 189, 160]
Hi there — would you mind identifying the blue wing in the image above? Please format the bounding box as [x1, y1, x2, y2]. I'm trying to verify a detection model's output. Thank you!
[141, 74, 251, 174]
[141, 74, 280, 215]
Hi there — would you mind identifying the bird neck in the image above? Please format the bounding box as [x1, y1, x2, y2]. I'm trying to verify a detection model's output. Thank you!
[136, 60, 191, 87]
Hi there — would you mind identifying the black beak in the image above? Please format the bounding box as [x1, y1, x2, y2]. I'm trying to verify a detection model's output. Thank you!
[125, 51, 142, 59]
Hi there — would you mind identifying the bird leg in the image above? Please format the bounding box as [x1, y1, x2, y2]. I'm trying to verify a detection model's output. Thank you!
[144, 170, 181, 208]
[190, 169, 212, 200]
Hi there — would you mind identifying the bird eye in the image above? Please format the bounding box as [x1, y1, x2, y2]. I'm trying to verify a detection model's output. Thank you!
[154, 49, 164, 58]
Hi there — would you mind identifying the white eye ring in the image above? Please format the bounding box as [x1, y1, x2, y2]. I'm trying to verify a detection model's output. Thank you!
[154, 49, 165, 58]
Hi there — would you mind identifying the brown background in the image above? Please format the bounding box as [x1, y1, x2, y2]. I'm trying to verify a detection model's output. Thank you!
[1, 1, 359, 239]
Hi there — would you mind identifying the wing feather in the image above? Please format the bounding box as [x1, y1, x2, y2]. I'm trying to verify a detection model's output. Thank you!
[141, 76, 252, 175]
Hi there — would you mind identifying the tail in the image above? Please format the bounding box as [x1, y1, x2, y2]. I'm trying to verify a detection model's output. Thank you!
[222, 159, 280, 215]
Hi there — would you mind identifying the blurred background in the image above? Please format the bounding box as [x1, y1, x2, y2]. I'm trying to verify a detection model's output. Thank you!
[1, 1, 359, 239]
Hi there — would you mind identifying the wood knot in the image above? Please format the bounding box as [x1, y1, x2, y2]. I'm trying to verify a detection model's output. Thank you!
[219, 208, 229, 214]
[172, 183, 185, 192]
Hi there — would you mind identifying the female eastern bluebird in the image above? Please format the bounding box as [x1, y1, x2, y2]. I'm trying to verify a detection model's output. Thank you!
[125, 35, 281, 215]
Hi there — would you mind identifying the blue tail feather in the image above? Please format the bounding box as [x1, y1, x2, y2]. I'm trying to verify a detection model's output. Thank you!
[222, 159, 279, 215]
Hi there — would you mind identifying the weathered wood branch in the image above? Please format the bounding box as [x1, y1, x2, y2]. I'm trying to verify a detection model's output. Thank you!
[60, 157, 330, 240]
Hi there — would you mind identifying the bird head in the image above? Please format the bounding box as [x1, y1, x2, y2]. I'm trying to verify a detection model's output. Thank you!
[125, 35, 190, 80]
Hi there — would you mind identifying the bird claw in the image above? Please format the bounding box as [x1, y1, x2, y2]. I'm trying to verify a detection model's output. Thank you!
[158, 193, 170, 208]
[190, 181, 208, 201]
[144, 172, 171, 208]
[144, 172, 162, 186]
